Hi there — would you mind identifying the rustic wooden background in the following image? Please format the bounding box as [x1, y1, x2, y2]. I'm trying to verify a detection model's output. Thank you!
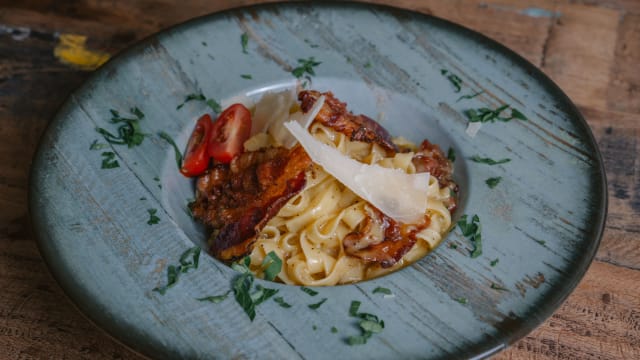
[1, 0, 638, 358]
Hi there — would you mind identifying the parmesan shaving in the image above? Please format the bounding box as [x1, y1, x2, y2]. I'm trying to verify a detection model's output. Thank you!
[285, 121, 430, 223]
[465, 122, 482, 138]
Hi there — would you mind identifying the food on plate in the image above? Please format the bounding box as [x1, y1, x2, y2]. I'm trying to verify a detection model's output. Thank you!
[184, 89, 458, 285]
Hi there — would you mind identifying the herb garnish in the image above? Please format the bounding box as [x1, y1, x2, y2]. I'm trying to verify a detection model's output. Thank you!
[440, 69, 463, 93]
[457, 214, 482, 258]
[490, 258, 499, 267]
[100, 151, 119, 169]
[485, 177, 502, 189]
[241, 32, 249, 54]
[274, 296, 292, 308]
[455, 297, 468, 304]
[300, 286, 319, 296]
[490, 283, 509, 291]
[304, 38, 319, 48]
[346, 300, 385, 345]
[469, 156, 511, 165]
[308, 298, 327, 310]
[292, 57, 321, 79]
[96, 108, 146, 148]
[240, 74, 252, 79]
[176, 93, 205, 110]
[158, 131, 182, 170]
[464, 105, 528, 123]
[447, 147, 456, 162]
[535, 239, 546, 246]
[176, 93, 222, 113]
[197, 291, 231, 303]
[331, 326, 338, 333]
[153, 246, 201, 295]
[261, 251, 282, 281]
[456, 90, 484, 102]
[372, 287, 392, 295]
[364, 61, 372, 69]
[230, 255, 281, 321]
[147, 208, 160, 225]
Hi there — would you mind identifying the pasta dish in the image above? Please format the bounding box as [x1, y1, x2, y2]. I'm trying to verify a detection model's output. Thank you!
[186, 89, 458, 286]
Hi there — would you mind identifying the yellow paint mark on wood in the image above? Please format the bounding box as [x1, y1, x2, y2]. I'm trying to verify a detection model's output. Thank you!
[54, 34, 110, 71]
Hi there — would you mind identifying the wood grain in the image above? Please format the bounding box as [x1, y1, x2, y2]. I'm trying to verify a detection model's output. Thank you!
[0, 0, 638, 359]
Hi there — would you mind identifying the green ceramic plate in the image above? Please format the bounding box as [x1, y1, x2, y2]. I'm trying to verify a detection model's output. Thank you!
[30, 2, 606, 359]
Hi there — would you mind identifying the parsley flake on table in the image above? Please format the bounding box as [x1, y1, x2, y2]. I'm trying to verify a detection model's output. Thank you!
[100, 151, 119, 169]
[96, 107, 146, 148]
[457, 214, 482, 258]
[241, 32, 249, 54]
[490, 283, 509, 291]
[346, 300, 385, 346]
[372, 287, 392, 295]
[158, 131, 182, 170]
[230, 255, 281, 321]
[455, 297, 468, 304]
[197, 291, 231, 304]
[490, 258, 499, 267]
[176, 93, 222, 113]
[292, 57, 321, 78]
[440, 69, 463, 93]
[152, 246, 201, 295]
[469, 156, 511, 165]
[308, 298, 327, 310]
[90, 139, 109, 150]
[447, 147, 456, 162]
[456, 90, 484, 102]
[274, 296, 292, 308]
[240, 74, 252, 79]
[300, 286, 319, 296]
[147, 208, 160, 225]
[486, 176, 502, 188]
[464, 104, 527, 123]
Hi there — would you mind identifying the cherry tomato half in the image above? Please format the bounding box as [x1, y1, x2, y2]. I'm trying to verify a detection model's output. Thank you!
[180, 114, 213, 177]
[208, 104, 252, 163]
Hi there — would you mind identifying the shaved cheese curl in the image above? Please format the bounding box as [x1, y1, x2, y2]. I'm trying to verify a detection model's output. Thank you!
[284, 121, 430, 223]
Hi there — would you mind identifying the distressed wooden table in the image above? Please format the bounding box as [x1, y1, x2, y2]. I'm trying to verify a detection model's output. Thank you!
[1, 0, 638, 358]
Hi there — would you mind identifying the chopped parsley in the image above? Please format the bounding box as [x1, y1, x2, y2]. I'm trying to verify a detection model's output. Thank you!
[440, 69, 463, 93]
[100, 151, 119, 169]
[261, 251, 282, 281]
[464, 105, 528, 123]
[331, 326, 338, 333]
[96, 107, 146, 148]
[300, 286, 318, 296]
[197, 291, 231, 303]
[456, 90, 484, 102]
[176, 93, 205, 110]
[346, 300, 385, 346]
[308, 298, 327, 310]
[153, 246, 201, 295]
[147, 208, 160, 225]
[240, 74, 252, 79]
[447, 147, 456, 162]
[449, 243, 458, 249]
[457, 214, 482, 258]
[312, 325, 317, 331]
[490, 258, 499, 267]
[485, 177, 502, 189]
[274, 296, 292, 308]
[176, 93, 222, 113]
[469, 156, 511, 165]
[490, 283, 509, 291]
[158, 131, 182, 170]
[304, 38, 319, 48]
[241, 32, 249, 54]
[364, 61, 372, 68]
[291, 57, 321, 79]
[230, 255, 280, 321]
[455, 297, 468, 304]
[372, 287, 392, 295]
[206, 99, 221, 114]
[535, 239, 546, 246]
